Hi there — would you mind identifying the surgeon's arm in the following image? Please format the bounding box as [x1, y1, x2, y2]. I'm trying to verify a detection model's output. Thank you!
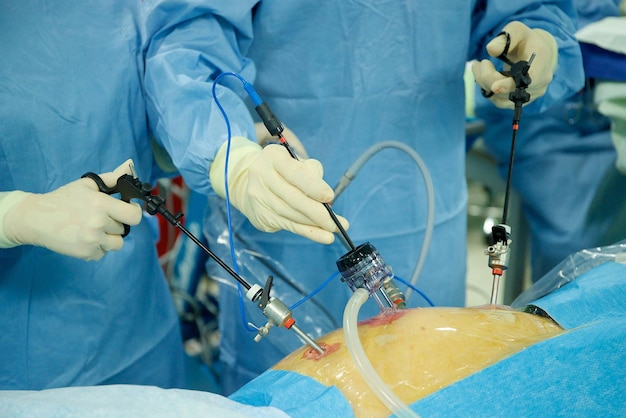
[142, 2, 348, 244]
[0, 160, 142, 261]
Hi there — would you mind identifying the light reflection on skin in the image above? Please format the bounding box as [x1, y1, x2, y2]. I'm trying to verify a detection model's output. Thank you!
[274, 306, 563, 418]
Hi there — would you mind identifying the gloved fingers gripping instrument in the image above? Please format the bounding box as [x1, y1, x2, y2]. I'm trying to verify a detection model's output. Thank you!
[0, 161, 141, 260]
[475, 19, 557, 111]
[83, 166, 325, 354]
[81, 166, 148, 237]
[243, 78, 356, 251]
[481, 31, 536, 107]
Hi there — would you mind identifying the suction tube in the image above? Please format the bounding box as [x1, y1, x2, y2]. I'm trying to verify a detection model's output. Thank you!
[343, 288, 420, 418]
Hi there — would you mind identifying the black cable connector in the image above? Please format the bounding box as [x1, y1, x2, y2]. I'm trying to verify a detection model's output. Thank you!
[255, 103, 284, 137]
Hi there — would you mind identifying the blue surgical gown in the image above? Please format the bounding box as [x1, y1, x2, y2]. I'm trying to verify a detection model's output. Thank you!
[197, 0, 585, 394]
[474, 0, 625, 281]
[0, 0, 258, 390]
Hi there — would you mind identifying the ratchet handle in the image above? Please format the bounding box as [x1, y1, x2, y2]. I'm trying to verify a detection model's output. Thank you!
[82, 172, 151, 237]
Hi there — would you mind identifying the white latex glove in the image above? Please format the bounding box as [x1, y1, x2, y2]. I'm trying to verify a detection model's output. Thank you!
[0, 159, 143, 261]
[472, 21, 558, 109]
[209, 136, 349, 244]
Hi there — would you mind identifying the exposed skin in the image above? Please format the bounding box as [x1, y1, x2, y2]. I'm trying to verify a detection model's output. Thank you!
[274, 306, 563, 417]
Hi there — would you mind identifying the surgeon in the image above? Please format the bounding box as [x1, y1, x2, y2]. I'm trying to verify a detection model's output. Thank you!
[474, 0, 626, 281]
[0, 1, 264, 390]
[196, 1, 585, 394]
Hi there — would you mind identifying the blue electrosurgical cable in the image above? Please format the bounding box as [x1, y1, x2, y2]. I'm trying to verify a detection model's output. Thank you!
[394, 276, 435, 307]
[211, 72, 257, 332]
[211, 72, 242, 274]
[289, 271, 340, 311]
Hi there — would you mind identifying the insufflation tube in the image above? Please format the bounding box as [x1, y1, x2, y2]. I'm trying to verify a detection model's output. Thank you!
[343, 288, 420, 418]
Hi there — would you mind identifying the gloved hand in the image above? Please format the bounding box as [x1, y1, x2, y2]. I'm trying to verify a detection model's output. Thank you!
[472, 21, 558, 109]
[209, 136, 349, 244]
[0, 159, 143, 261]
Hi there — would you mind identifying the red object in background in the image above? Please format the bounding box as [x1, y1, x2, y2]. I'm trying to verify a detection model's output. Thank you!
[153, 176, 187, 260]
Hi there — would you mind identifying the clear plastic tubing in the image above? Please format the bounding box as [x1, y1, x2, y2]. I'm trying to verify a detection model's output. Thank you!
[343, 288, 420, 418]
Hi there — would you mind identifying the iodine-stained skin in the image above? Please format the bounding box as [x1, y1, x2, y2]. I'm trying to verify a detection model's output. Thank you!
[274, 306, 563, 417]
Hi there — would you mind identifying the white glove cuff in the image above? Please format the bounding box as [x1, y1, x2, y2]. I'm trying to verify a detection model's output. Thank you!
[209, 136, 262, 198]
[0, 191, 30, 248]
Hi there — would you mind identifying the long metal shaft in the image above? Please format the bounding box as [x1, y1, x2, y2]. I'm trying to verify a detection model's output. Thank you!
[175, 221, 252, 291]
[490, 274, 500, 305]
[291, 324, 325, 354]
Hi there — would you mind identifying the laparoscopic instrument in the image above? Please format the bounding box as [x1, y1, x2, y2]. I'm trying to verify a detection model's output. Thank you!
[481, 31, 536, 305]
[82, 167, 325, 354]
[252, 98, 401, 311]
[217, 73, 401, 312]
[242, 79, 356, 252]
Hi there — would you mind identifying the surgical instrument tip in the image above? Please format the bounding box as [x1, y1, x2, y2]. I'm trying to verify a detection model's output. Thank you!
[490, 273, 500, 305]
[291, 323, 325, 354]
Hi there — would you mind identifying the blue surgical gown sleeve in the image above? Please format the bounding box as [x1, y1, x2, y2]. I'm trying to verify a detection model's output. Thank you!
[469, 0, 584, 113]
[574, 0, 622, 28]
[142, 1, 259, 194]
